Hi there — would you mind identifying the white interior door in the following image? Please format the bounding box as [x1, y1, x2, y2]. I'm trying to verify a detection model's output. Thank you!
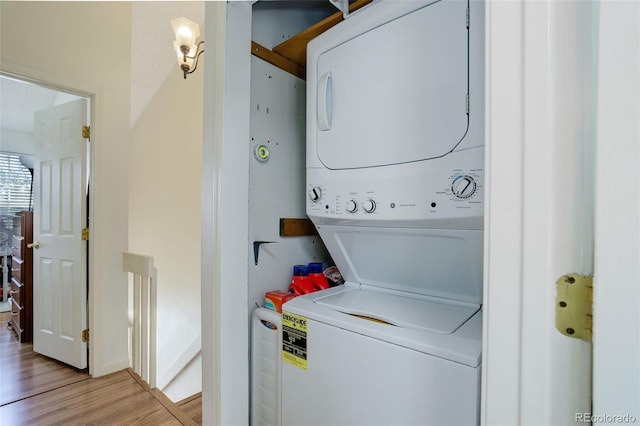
[33, 98, 88, 370]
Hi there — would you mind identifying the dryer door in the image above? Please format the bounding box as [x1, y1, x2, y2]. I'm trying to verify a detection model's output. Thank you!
[315, 0, 469, 170]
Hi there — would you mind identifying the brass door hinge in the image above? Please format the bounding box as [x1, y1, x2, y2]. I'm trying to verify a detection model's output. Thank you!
[82, 125, 90, 139]
[82, 228, 89, 241]
[555, 273, 593, 342]
[82, 329, 90, 342]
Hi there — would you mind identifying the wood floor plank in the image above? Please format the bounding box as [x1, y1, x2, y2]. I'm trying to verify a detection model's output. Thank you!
[0, 311, 90, 406]
[151, 388, 198, 426]
[0, 311, 202, 425]
[177, 393, 202, 425]
[0, 370, 182, 425]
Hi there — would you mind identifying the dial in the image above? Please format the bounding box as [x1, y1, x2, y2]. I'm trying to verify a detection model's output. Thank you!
[308, 187, 322, 203]
[362, 199, 376, 213]
[346, 200, 358, 213]
[451, 175, 477, 199]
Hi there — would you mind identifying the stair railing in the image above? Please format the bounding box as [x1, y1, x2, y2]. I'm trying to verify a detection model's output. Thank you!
[123, 252, 157, 388]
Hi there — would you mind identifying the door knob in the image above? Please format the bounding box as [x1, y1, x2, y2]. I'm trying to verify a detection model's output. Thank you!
[27, 241, 40, 250]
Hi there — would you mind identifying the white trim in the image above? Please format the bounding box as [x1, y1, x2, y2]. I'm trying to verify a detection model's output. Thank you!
[158, 333, 201, 390]
[483, 1, 594, 423]
[1, 61, 100, 98]
[482, 1, 525, 422]
[202, 2, 252, 425]
[201, 3, 224, 422]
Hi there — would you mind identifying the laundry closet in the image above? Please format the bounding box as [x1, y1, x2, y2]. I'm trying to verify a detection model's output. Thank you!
[219, 0, 484, 424]
[202, 0, 617, 424]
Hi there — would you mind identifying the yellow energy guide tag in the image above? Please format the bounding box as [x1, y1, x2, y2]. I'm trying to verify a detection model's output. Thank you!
[282, 311, 308, 370]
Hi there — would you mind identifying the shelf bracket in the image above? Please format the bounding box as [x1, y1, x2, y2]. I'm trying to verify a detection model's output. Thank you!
[253, 241, 277, 266]
[329, 0, 350, 19]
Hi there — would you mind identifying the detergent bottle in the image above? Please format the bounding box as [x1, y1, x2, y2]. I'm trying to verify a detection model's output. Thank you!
[288, 265, 315, 296]
[308, 262, 330, 290]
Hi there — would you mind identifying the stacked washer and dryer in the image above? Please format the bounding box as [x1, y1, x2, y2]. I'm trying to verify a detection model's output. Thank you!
[280, 0, 484, 425]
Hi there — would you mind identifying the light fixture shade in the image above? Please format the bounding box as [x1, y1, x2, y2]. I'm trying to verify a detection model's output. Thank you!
[171, 16, 200, 56]
[171, 16, 204, 79]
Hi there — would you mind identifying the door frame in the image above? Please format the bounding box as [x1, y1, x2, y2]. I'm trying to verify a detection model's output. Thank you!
[592, 0, 640, 418]
[201, 2, 252, 425]
[482, 1, 596, 424]
[0, 64, 97, 375]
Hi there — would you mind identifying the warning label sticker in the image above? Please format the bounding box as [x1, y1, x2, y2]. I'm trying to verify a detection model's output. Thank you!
[282, 311, 308, 371]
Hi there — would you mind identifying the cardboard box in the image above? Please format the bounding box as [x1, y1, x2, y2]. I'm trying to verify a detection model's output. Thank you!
[265, 290, 295, 313]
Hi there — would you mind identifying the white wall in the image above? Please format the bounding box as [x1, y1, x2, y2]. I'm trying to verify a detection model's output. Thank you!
[247, 57, 331, 314]
[0, 129, 35, 155]
[129, 62, 203, 401]
[0, 1, 132, 377]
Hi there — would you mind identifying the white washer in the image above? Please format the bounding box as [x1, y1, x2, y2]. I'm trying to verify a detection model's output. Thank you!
[281, 228, 483, 426]
[281, 0, 484, 424]
[282, 290, 482, 425]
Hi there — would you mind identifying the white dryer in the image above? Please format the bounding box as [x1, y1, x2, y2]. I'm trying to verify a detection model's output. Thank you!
[281, 0, 484, 425]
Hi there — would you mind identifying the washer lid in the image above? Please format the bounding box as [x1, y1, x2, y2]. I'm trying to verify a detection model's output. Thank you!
[314, 0, 469, 170]
[283, 284, 483, 367]
[314, 287, 480, 334]
[315, 225, 483, 305]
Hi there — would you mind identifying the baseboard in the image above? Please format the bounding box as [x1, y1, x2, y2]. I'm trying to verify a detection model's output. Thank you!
[157, 333, 201, 390]
[177, 392, 202, 406]
[92, 357, 130, 378]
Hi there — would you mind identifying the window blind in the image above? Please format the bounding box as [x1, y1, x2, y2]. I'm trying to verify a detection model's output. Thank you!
[0, 153, 33, 214]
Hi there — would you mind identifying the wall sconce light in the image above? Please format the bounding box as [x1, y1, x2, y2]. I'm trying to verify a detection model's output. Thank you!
[171, 17, 205, 79]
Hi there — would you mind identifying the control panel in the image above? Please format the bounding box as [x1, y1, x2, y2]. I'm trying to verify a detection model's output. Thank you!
[307, 160, 484, 228]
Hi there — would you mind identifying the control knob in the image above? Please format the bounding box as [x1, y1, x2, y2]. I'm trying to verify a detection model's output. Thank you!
[362, 199, 376, 213]
[346, 200, 358, 213]
[308, 187, 322, 203]
[451, 175, 477, 199]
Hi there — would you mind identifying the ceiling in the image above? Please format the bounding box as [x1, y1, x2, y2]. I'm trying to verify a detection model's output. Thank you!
[0, 1, 205, 136]
[0, 76, 73, 134]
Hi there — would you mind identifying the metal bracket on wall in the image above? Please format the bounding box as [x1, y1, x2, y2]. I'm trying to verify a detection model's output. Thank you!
[555, 273, 593, 342]
[253, 241, 277, 266]
[329, 0, 350, 19]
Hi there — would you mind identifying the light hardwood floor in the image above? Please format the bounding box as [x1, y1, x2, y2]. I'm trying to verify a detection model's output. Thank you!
[0, 311, 201, 425]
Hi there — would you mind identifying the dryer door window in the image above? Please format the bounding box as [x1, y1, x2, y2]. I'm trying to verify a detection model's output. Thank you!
[316, 0, 469, 170]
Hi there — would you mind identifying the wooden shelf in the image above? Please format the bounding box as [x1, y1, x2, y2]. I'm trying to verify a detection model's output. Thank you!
[250, 0, 373, 79]
[272, 0, 372, 68]
[280, 218, 318, 237]
[251, 41, 306, 80]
